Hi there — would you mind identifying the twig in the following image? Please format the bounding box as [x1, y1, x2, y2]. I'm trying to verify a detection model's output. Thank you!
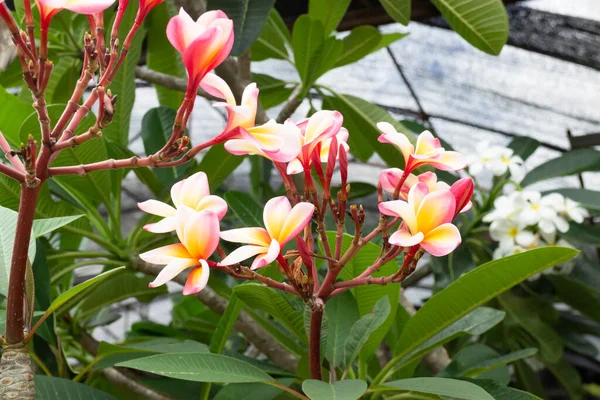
[134, 66, 219, 101]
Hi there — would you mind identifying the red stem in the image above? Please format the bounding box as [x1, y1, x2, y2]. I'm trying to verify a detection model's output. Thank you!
[309, 307, 324, 380]
[5, 185, 40, 344]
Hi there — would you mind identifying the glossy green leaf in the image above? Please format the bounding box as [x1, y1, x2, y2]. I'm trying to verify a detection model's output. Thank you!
[430, 0, 508, 55]
[45, 58, 81, 104]
[292, 15, 325, 87]
[399, 307, 505, 367]
[545, 188, 600, 211]
[498, 293, 563, 363]
[522, 149, 600, 186]
[326, 291, 359, 367]
[208, 0, 276, 56]
[384, 247, 577, 383]
[253, 73, 295, 109]
[0, 206, 36, 297]
[549, 275, 600, 323]
[344, 297, 390, 368]
[214, 378, 294, 400]
[322, 93, 411, 166]
[311, 37, 344, 85]
[308, 0, 350, 34]
[335, 26, 381, 68]
[195, 144, 245, 189]
[35, 375, 116, 400]
[146, 1, 185, 109]
[32, 215, 84, 237]
[223, 191, 264, 227]
[0, 85, 31, 146]
[210, 293, 244, 354]
[234, 283, 307, 344]
[380, 0, 411, 25]
[302, 379, 367, 400]
[464, 379, 542, 400]
[379, 377, 494, 400]
[373, 32, 409, 53]
[117, 353, 274, 383]
[508, 136, 540, 161]
[251, 9, 291, 61]
[141, 106, 192, 185]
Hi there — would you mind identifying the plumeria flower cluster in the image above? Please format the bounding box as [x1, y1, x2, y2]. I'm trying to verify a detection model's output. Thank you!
[484, 190, 587, 278]
[468, 141, 526, 183]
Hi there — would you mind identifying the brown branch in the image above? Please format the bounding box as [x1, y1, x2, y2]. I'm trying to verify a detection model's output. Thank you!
[133, 260, 298, 372]
[134, 66, 219, 101]
[276, 85, 303, 123]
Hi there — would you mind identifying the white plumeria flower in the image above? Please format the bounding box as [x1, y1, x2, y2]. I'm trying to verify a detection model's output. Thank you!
[483, 191, 527, 223]
[467, 142, 504, 176]
[519, 191, 558, 226]
[544, 193, 589, 224]
[489, 219, 536, 251]
[487, 147, 525, 182]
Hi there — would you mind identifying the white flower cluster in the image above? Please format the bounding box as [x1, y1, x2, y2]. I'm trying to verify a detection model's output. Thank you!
[468, 142, 526, 182]
[483, 190, 588, 279]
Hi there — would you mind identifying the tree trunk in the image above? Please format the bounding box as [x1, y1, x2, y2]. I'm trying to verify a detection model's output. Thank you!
[0, 344, 35, 399]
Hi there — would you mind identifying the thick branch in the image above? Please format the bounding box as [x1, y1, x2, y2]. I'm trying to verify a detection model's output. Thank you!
[135, 66, 218, 101]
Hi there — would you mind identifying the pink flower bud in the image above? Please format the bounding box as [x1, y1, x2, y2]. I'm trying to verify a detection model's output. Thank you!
[450, 177, 474, 215]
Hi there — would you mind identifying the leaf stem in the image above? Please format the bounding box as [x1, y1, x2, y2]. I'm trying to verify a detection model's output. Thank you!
[265, 381, 309, 400]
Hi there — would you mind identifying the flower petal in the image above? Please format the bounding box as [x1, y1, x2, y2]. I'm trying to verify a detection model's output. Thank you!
[63, 0, 115, 14]
[389, 230, 424, 247]
[278, 202, 315, 245]
[421, 223, 461, 257]
[251, 240, 280, 270]
[377, 122, 412, 162]
[263, 196, 292, 240]
[414, 130, 441, 156]
[149, 257, 197, 288]
[408, 182, 429, 214]
[183, 259, 211, 295]
[219, 244, 267, 266]
[138, 200, 176, 217]
[427, 151, 468, 171]
[144, 217, 177, 233]
[180, 171, 210, 209]
[220, 227, 271, 246]
[200, 73, 235, 105]
[140, 243, 191, 265]
[379, 200, 418, 234]
[196, 194, 228, 219]
[416, 191, 456, 234]
[183, 210, 220, 260]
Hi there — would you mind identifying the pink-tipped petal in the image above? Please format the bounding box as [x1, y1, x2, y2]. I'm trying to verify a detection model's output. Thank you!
[149, 257, 197, 288]
[179, 171, 210, 209]
[195, 195, 228, 219]
[286, 158, 303, 175]
[183, 260, 211, 295]
[144, 217, 177, 233]
[183, 210, 220, 260]
[224, 138, 262, 157]
[63, 0, 115, 14]
[416, 191, 456, 234]
[278, 202, 315, 245]
[377, 122, 413, 162]
[378, 200, 417, 234]
[414, 130, 441, 156]
[389, 230, 424, 247]
[427, 151, 468, 171]
[219, 244, 267, 266]
[196, 9, 228, 25]
[250, 240, 280, 270]
[200, 73, 235, 104]
[140, 243, 191, 265]
[450, 177, 474, 215]
[263, 196, 292, 240]
[220, 227, 271, 246]
[421, 223, 461, 257]
[138, 199, 176, 217]
[166, 8, 203, 54]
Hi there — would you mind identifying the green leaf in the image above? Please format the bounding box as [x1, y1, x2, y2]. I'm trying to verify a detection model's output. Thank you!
[141, 107, 193, 185]
[208, 0, 276, 56]
[344, 297, 390, 369]
[292, 15, 325, 87]
[302, 379, 367, 400]
[508, 136, 540, 161]
[32, 215, 84, 237]
[74, 271, 166, 321]
[331, 182, 377, 200]
[253, 73, 295, 109]
[308, 0, 350, 35]
[251, 9, 291, 61]
[146, 1, 185, 109]
[380, 0, 411, 25]
[0, 206, 36, 297]
[35, 375, 117, 399]
[195, 144, 245, 189]
[311, 37, 344, 85]
[546, 358, 585, 400]
[464, 379, 542, 400]
[214, 378, 295, 400]
[223, 191, 264, 227]
[373, 32, 409, 53]
[430, 0, 508, 55]
[549, 275, 600, 323]
[45, 58, 81, 104]
[388, 247, 577, 381]
[335, 26, 382, 68]
[399, 307, 505, 367]
[0, 85, 32, 146]
[210, 293, 244, 354]
[498, 293, 563, 363]
[234, 283, 307, 344]
[326, 291, 359, 368]
[522, 149, 600, 186]
[117, 353, 274, 383]
[379, 377, 495, 400]
[544, 188, 600, 212]
[322, 93, 411, 166]
[104, 1, 146, 145]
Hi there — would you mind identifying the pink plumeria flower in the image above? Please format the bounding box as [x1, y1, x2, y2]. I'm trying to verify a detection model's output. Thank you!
[36, 0, 115, 27]
[380, 170, 449, 199]
[287, 110, 344, 174]
[140, 209, 220, 295]
[219, 196, 314, 270]
[139, 0, 163, 18]
[379, 183, 461, 256]
[224, 119, 302, 163]
[319, 127, 349, 162]
[167, 9, 234, 91]
[377, 123, 466, 174]
[138, 172, 227, 233]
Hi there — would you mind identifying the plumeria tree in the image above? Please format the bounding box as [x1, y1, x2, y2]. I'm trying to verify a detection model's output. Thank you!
[0, 0, 591, 399]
